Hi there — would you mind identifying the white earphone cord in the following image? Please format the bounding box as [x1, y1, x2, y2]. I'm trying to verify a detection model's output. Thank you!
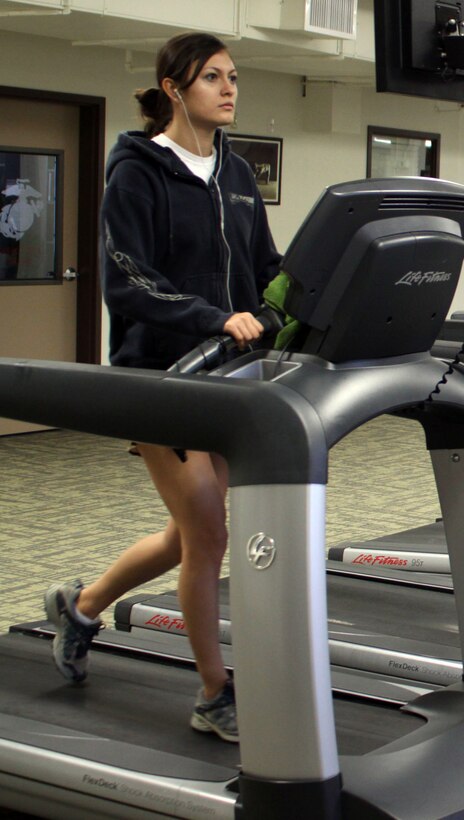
[177, 90, 233, 312]
[177, 91, 204, 158]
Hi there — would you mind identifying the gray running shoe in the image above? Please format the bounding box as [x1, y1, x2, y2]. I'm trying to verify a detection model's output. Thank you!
[191, 678, 239, 743]
[44, 579, 102, 683]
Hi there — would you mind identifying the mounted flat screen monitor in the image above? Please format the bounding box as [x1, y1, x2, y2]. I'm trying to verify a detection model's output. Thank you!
[374, 0, 464, 102]
[281, 177, 464, 362]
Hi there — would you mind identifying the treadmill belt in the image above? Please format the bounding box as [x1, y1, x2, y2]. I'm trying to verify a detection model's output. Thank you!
[328, 574, 458, 648]
[0, 631, 239, 772]
[333, 697, 424, 755]
[130, 574, 459, 652]
[0, 632, 425, 762]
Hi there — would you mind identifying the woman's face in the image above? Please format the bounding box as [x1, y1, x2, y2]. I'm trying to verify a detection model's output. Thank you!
[180, 50, 238, 130]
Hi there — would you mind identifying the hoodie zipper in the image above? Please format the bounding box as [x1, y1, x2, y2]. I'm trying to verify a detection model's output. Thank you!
[141, 133, 234, 311]
[208, 176, 233, 311]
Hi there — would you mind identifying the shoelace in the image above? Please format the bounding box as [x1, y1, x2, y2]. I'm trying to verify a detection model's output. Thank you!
[63, 619, 101, 656]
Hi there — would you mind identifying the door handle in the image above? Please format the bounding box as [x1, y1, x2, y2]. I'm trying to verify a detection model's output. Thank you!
[63, 267, 78, 281]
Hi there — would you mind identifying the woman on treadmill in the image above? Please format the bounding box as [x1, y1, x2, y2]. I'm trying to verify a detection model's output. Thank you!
[44, 31, 280, 743]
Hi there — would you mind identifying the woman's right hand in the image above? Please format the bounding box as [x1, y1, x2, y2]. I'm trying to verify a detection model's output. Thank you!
[223, 312, 264, 349]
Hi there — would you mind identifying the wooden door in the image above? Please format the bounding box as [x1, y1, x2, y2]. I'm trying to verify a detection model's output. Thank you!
[0, 97, 80, 434]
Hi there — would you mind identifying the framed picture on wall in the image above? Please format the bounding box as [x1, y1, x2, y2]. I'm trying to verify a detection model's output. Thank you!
[0, 146, 63, 283]
[229, 134, 283, 205]
[366, 126, 440, 179]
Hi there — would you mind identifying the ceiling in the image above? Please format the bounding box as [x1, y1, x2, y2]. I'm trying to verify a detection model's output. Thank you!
[0, 0, 376, 85]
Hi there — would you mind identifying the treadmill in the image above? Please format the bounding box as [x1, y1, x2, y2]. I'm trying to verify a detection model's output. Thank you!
[3, 177, 464, 818]
[324, 316, 464, 576]
[327, 520, 450, 572]
[113, 202, 464, 692]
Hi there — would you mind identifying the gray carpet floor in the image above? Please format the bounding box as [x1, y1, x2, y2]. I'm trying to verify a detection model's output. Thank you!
[0, 414, 440, 633]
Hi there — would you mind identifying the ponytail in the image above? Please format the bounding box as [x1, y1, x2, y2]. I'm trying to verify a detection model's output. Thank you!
[134, 87, 172, 137]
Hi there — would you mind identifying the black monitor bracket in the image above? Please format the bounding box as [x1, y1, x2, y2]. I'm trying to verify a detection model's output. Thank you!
[436, 2, 464, 72]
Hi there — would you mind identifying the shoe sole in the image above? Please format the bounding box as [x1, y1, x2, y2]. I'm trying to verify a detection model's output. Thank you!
[190, 712, 239, 743]
[44, 583, 63, 625]
[44, 584, 87, 683]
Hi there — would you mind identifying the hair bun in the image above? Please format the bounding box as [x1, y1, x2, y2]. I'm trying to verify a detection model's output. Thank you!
[134, 87, 160, 119]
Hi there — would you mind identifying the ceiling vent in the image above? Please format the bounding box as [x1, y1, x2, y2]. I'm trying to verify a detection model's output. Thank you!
[280, 0, 358, 38]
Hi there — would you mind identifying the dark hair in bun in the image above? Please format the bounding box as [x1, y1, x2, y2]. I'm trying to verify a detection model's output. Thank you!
[135, 31, 228, 137]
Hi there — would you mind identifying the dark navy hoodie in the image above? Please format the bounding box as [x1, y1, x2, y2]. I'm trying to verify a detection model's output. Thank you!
[100, 129, 281, 369]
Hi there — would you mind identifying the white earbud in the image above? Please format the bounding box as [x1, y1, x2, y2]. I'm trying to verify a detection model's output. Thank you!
[174, 88, 182, 100]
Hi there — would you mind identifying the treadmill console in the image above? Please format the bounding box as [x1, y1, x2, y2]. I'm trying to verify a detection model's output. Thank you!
[282, 178, 464, 362]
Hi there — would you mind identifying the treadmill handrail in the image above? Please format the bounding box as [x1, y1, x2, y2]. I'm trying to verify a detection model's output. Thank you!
[1, 352, 464, 485]
[0, 357, 320, 487]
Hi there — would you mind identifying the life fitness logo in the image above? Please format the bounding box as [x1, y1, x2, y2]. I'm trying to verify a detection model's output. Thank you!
[246, 533, 276, 570]
[395, 270, 452, 286]
[353, 553, 407, 567]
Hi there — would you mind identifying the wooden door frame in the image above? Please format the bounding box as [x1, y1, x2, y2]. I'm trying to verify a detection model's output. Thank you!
[0, 85, 105, 364]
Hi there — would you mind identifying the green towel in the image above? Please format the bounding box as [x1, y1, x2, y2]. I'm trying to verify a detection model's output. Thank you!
[263, 272, 301, 350]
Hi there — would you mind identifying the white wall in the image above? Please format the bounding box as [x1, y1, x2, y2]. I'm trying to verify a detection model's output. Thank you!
[2, 28, 464, 358]
[238, 68, 464, 317]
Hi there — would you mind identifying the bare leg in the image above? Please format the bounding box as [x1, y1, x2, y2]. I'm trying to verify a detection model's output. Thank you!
[140, 446, 229, 700]
[77, 518, 182, 620]
[177, 453, 229, 699]
[77, 444, 229, 700]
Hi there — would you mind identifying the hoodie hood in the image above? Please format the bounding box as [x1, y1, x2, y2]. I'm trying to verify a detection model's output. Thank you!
[105, 128, 231, 183]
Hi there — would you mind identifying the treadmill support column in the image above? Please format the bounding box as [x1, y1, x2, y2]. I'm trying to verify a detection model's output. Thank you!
[229, 483, 342, 820]
[430, 448, 464, 672]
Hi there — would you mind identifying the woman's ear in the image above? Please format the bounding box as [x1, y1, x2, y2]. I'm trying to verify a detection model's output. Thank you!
[161, 78, 180, 103]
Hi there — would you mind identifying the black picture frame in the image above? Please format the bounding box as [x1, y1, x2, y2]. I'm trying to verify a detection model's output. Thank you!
[0, 145, 63, 284]
[229, 134, 283, 205]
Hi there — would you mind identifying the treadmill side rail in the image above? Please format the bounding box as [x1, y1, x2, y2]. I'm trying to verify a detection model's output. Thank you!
[0, 736, 237, 820]
[430, 447, 464, 668]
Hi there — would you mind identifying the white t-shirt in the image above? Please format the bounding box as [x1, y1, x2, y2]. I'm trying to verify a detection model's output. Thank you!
[152, 133, 216, 184]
